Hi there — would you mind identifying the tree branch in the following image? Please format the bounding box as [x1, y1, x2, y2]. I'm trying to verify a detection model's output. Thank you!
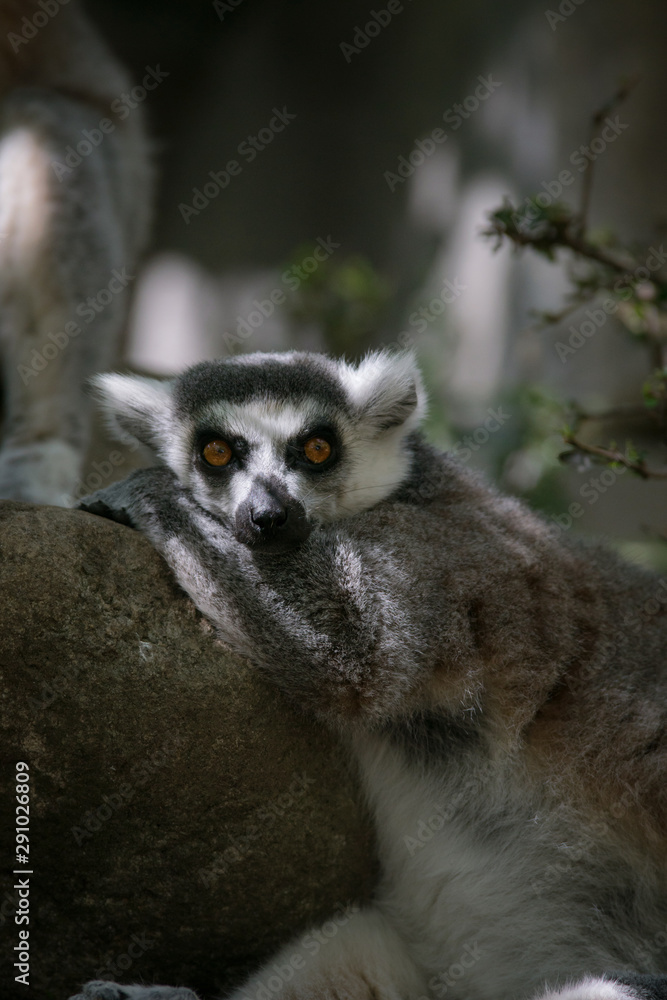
[561, 433, 667, 479]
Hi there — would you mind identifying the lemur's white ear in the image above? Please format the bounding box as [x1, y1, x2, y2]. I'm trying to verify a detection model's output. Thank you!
[91, 373, 174, 451]
[341, 351, 426, 433]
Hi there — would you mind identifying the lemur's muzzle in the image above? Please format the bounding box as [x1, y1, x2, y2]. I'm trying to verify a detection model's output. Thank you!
[235, 479, 312, 553]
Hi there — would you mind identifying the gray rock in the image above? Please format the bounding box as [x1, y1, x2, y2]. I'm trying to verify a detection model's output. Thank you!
[0, 501, 376, 1000]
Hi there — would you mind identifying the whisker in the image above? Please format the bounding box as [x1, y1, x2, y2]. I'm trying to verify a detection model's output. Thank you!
[300, 480, 328, 503]
[300, 479, 413, 520]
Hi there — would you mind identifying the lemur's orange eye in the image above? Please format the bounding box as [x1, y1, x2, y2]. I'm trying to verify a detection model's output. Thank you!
[303, 437, 331, 464]
[202, 439, 232, 467]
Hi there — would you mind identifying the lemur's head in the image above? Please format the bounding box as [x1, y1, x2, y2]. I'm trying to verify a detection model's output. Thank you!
[94, 350, 426, 553]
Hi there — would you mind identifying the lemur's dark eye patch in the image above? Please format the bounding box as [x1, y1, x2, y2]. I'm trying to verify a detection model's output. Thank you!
[303, 437, 332, 464]
[202, 439, 232, 467]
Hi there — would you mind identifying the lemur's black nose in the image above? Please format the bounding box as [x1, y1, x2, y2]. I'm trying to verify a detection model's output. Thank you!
[251, 501, 287, 530]
[235, 478, 311, 553]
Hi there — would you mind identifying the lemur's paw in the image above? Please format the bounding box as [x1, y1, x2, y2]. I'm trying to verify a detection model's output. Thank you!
[68, 981, 200, 1000]
[78, 467, 177, 528]
[77, 489, 138, 527]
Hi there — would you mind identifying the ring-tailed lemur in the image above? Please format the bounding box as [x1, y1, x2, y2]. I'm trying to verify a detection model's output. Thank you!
[71, 351, 666, 1000]
[0, 0, 152, 505]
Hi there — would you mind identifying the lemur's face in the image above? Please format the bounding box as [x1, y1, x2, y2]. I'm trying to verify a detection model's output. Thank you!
[94, 351, 425, 553]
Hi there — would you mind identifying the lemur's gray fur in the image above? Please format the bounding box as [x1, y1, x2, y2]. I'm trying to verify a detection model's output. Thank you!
[0, 0, 151, 505]
[72, 351, 666, 1000]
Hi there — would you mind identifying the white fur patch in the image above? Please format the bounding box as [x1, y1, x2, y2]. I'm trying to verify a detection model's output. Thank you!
[335, 422, 414, 517]
[92, 373, 176, 454]
[197, 399, 318, 446]
[338, 350, 427, 433]
[227, 351, 297, 367]
[536, 979, 638, 1000]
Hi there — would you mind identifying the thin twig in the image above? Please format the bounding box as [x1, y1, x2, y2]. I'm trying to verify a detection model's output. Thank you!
[503, 224, 637, 274]
[577, 76, 641, 236]
[562, 433, 667, 479]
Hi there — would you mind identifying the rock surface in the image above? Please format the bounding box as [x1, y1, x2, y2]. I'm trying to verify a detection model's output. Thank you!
[0, 501, 376, 1000]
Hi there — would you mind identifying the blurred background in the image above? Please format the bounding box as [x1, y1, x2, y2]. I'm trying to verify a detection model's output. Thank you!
[84, 0, 667, 568]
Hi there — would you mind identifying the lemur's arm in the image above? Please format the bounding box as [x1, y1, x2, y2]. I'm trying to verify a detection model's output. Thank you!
[75, 466, 431, 1000]
[79, 466, 431, 726]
